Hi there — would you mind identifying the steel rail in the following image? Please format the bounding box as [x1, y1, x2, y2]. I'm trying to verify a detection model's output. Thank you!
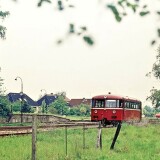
[0, 122, 113, 137]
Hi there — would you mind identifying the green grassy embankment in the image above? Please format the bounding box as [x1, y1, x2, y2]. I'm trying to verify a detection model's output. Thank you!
[0, 124, 160, 160]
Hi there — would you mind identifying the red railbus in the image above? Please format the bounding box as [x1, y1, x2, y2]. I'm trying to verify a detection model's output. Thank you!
[91, 94, 142, 126]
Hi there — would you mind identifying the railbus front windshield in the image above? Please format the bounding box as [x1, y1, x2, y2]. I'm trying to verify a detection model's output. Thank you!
[92, 99, 105, 108]
[92, 99, 123, 108]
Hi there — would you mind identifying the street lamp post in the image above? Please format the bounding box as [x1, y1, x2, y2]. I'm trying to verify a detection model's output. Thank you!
[15, 76, 23, 124]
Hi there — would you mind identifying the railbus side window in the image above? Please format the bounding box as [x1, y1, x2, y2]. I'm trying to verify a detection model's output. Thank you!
[135, 103, 138, 109]
[128, 102, 131, 108]
[125, 102, 130, 108]
[124, 102, 127, 108]
[131, 103, 133, 109]
[136, 104, 138, 109]
[137, 103, 140, 109]
[129, 102, 131, 108]
[132, 103, 137, 109]
[119, 100, 123, 108]
[117, 100, 119, 107]
[125, 101, 141, 109]
[133, 103, 136, 109]
[126, 102, 128, 108]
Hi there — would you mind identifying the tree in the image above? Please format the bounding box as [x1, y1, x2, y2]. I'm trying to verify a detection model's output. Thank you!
[149, 47, 160, 79]
[48, 106, 58, 114]
[0, 72, 12, 118]
[147, 47, 160, 107]
[50, 95, 68, 115]
[0, 96, 11, 117]
[79, 104, 90, 116]
[69, 107, 76, 115]
[0, 75, 4, 95]
[55, 91, 66, 99]
[41, 100, 47, 113]
[143, 105, 155, 117]
[80, 106, 87, 116]
[21, 100, 33, 113]
[72, 107, 81, 116]
[11, 101, 21, 112]
[67, 104, 90, 116]
[147, 87, 160, 108]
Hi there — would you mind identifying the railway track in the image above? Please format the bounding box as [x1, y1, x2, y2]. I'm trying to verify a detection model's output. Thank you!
[1, 119, 159, 137]
[148, 119, 160, 124]
[0, 121, 102, 137]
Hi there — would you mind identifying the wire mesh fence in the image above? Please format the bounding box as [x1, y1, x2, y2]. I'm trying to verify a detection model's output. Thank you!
[0, 115, 117, 160]
[35, 124, 100, 159]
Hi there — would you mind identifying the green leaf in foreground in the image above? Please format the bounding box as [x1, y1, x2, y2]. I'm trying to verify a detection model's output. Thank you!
[139, 11, 150, 16]
[151, 40, 156, 45]
[37, 0, 51, 7]
[157, 11, 160, 15]
[57, 0, 64, 11]
[107, 5, 122, 22]
[157, 28, 160, 37]
[80, 26, 87, 31]
[0, 11, 10, 19]
[69, 23, 75, 33]
[0, 25, 7, 39]
[126, 2, 138, 13]
[83, 36, 94, 46]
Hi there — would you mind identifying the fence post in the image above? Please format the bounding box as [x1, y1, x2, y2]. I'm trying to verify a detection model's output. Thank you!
[96, 121, 102, 149]
[65, 126, 68, 156]
[110, 122, 122, 150]
[32, 114, 37, 160]
[83, 123, 85, 149]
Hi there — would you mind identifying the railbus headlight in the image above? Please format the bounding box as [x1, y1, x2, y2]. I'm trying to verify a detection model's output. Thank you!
[113, 110, 116, 114]
[94, 110, 97, 113]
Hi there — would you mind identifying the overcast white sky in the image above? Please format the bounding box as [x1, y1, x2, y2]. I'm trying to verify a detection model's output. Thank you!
[0, 0, 160, 106]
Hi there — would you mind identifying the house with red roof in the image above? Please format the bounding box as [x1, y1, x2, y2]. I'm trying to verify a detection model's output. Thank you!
[69, 98, 91, 107]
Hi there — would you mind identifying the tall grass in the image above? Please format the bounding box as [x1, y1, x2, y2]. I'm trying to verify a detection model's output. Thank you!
[0, 124, 160, 160]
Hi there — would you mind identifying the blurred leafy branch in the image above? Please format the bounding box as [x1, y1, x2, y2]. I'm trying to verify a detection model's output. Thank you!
[0, 11, 10, 39]
[0, 0, 160, 45]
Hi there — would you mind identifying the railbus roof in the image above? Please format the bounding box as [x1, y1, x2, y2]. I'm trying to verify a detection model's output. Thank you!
[92, 94, 141, 102]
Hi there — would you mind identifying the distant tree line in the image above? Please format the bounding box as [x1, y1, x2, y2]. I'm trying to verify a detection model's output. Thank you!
[143, 105, 160, 117]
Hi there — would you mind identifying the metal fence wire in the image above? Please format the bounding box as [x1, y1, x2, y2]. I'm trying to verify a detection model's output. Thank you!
[35, 122, 103, 159]
[28, 115, 118, 160]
